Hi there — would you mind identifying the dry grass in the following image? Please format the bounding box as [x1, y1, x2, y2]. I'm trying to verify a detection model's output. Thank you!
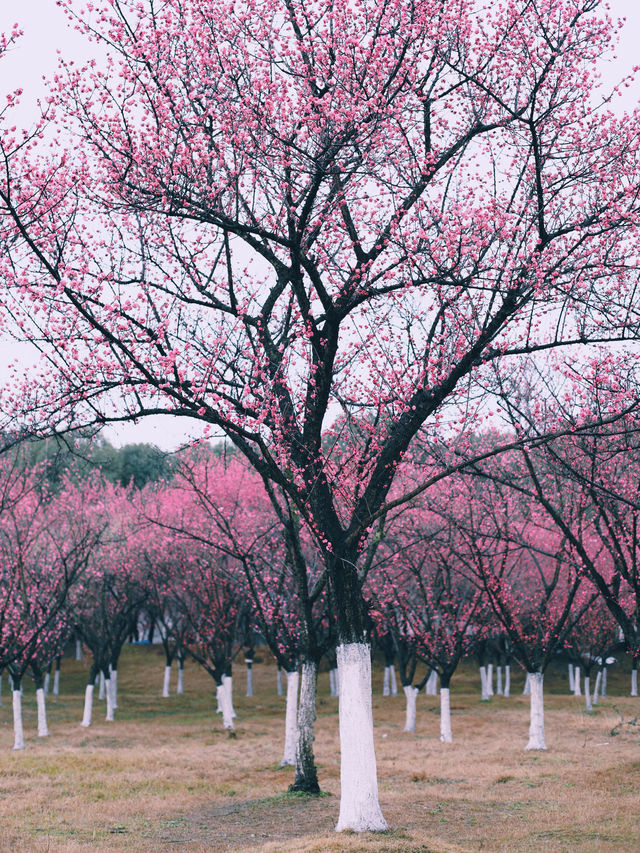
[1, 646, 639, 852]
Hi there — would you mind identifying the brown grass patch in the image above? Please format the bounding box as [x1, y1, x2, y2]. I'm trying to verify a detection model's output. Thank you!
[1, 647, 639, 851]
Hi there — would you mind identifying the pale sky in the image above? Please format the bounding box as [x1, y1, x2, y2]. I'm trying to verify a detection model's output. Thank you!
[0, 1, 638, 449]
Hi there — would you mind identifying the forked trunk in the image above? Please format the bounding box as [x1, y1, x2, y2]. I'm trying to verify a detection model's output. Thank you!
[440, 686, 452, 743]
[525, 671, 546, 751]
[281, 669, 299, 766]
[36, 688, 49, 737]
[403, 685, 418, 732]
[290, 660, 320, 794]
[12, 689, 25, 750]
[335, 643, 387, 832]
[162, 665, 171, 698]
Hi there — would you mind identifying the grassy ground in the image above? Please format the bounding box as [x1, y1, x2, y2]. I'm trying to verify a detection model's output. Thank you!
[0, 646, 639, 852]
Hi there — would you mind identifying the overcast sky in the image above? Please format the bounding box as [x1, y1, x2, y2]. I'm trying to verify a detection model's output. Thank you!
[0, 1, 638, 449]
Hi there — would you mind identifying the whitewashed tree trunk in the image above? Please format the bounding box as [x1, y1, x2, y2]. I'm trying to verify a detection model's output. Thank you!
[592, 671, 601, 706]
[0, 671, 3, 706]
[329, 668, 339, 697]
[162, 665, 171, 698]
[110, 667, 118, 709]
[389, 665, 397, 697]
[523, 672, 531, 695]
[43, 672, 51, 697]
[12, 690, 25, 750]
[282, 669, 299, 766]
[382, 666, 390, 696]
[335, 643, 387, 833]
[425, 670, 438, 695]
[105, 678, 115, 721]
[480, 666, 490, 700]
[36, 688, 49, 737]
[496, 666, 503, 696]
[504, 665, 511, 698]
[525, 671, 547, 751]
[568, 663, 575, 693]
[245, 660, 253, 698]
[223, 674, 236, 718]
[403, 685, 418, 733]
[440, 687, 452, 743]
[573, 665, 581, 696]
[53, 666, 60, 696]
[176, 662, 184, 695]
[81, 684, 94, 727]
[487, 663, 494, 696]
[631, 668, 638, 697]
[601, 666, 607, 698]
[584, 676, 593, 711]
[276, 666, 283, 696]
[75, 639, 83, 661]
[292, 660, 319, 793]
[217, 683, 235, 731]
[98, 671, 105, 700]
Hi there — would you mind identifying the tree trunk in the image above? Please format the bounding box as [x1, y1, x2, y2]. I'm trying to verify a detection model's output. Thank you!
[504, 665, 511, 698]
[12, 689, 25, 750]
[223, 674, 236, 719]
[245, 660, 253, 698]
[177, 659, 184, 695]
[382, 666, 390, 696]
[573, 665, 581, 696]
[98, 670, 105, 700]
[601, 666, 607, 698]
[162, 664, 171, 698]
[425, 670, 438, 695]
[525, 671, 547, 751]
[523, 672, 531, 695]
[487, 663, 494, 696]
[36, 688, 49, 737]
[81, 683, 95, 727]
[389, 664, 397, 697]
[592, 671, 601, 706]
[281, 669, 299, 766]
[480, 666, 490, 700]
[53, 658, 61, 696]
[631, 667, 638, 697]
[216, 682, 235, 732]
[105, 675, 115, 722]
[403, 685, 418, 733]
[584, 675, 593, 711]
[290, 660, 320, 794]
[75, 639, 83, 661]
[329, 668, 338, 697]
[110, 666, 119, 709]
[568, 662, 574, 692]
[440, 686, 452, 743]
[496, 666, 503, 696]
[335, 643, 387, 832]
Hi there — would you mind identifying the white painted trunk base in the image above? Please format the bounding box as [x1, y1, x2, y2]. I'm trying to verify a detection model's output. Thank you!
[568, 663, 575, 693]
[504, 665, 511, 698]
[282, 670, 299, 766]
[601, 666, 607, 698]
[440, 687, 452, 743]
[217, 683, 235, 730]
[13, 691, 25, 750]
[111, 669, 118, 709]
[246, 661, 253, 698]
[335, 643, 387, 833]
[105, 678, 115, 722]
[162, 665, 171, 698]
[487, 664, 494, 696]
[480, 666, 490, 700]
[81, 684, 94, 727]
[403, 685, 418, 733]
[382, 666, 390, 696]
[36, 688, 49, 737]
[496, 666, 503, 696]
[177, 665, 184, 695]
[53, 669, 60, 696]
[592, 671, 601, 705]
[573, 665, 581, 696]
[523, 672, 531, 695]
[329, 668, 338, 697]
[44, 673, 50, 697]
[525, 672, 547, 751]
[584, 676, 593, 711]
[389, 665, 397, 697]
[223, 675, 236, 718]
[631, 668, 638, 697]
[425, 670, 438, 695]
[99, 671, 105, 700]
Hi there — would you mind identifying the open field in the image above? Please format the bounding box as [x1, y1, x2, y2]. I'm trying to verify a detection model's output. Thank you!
[0, 646, 639, 852]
